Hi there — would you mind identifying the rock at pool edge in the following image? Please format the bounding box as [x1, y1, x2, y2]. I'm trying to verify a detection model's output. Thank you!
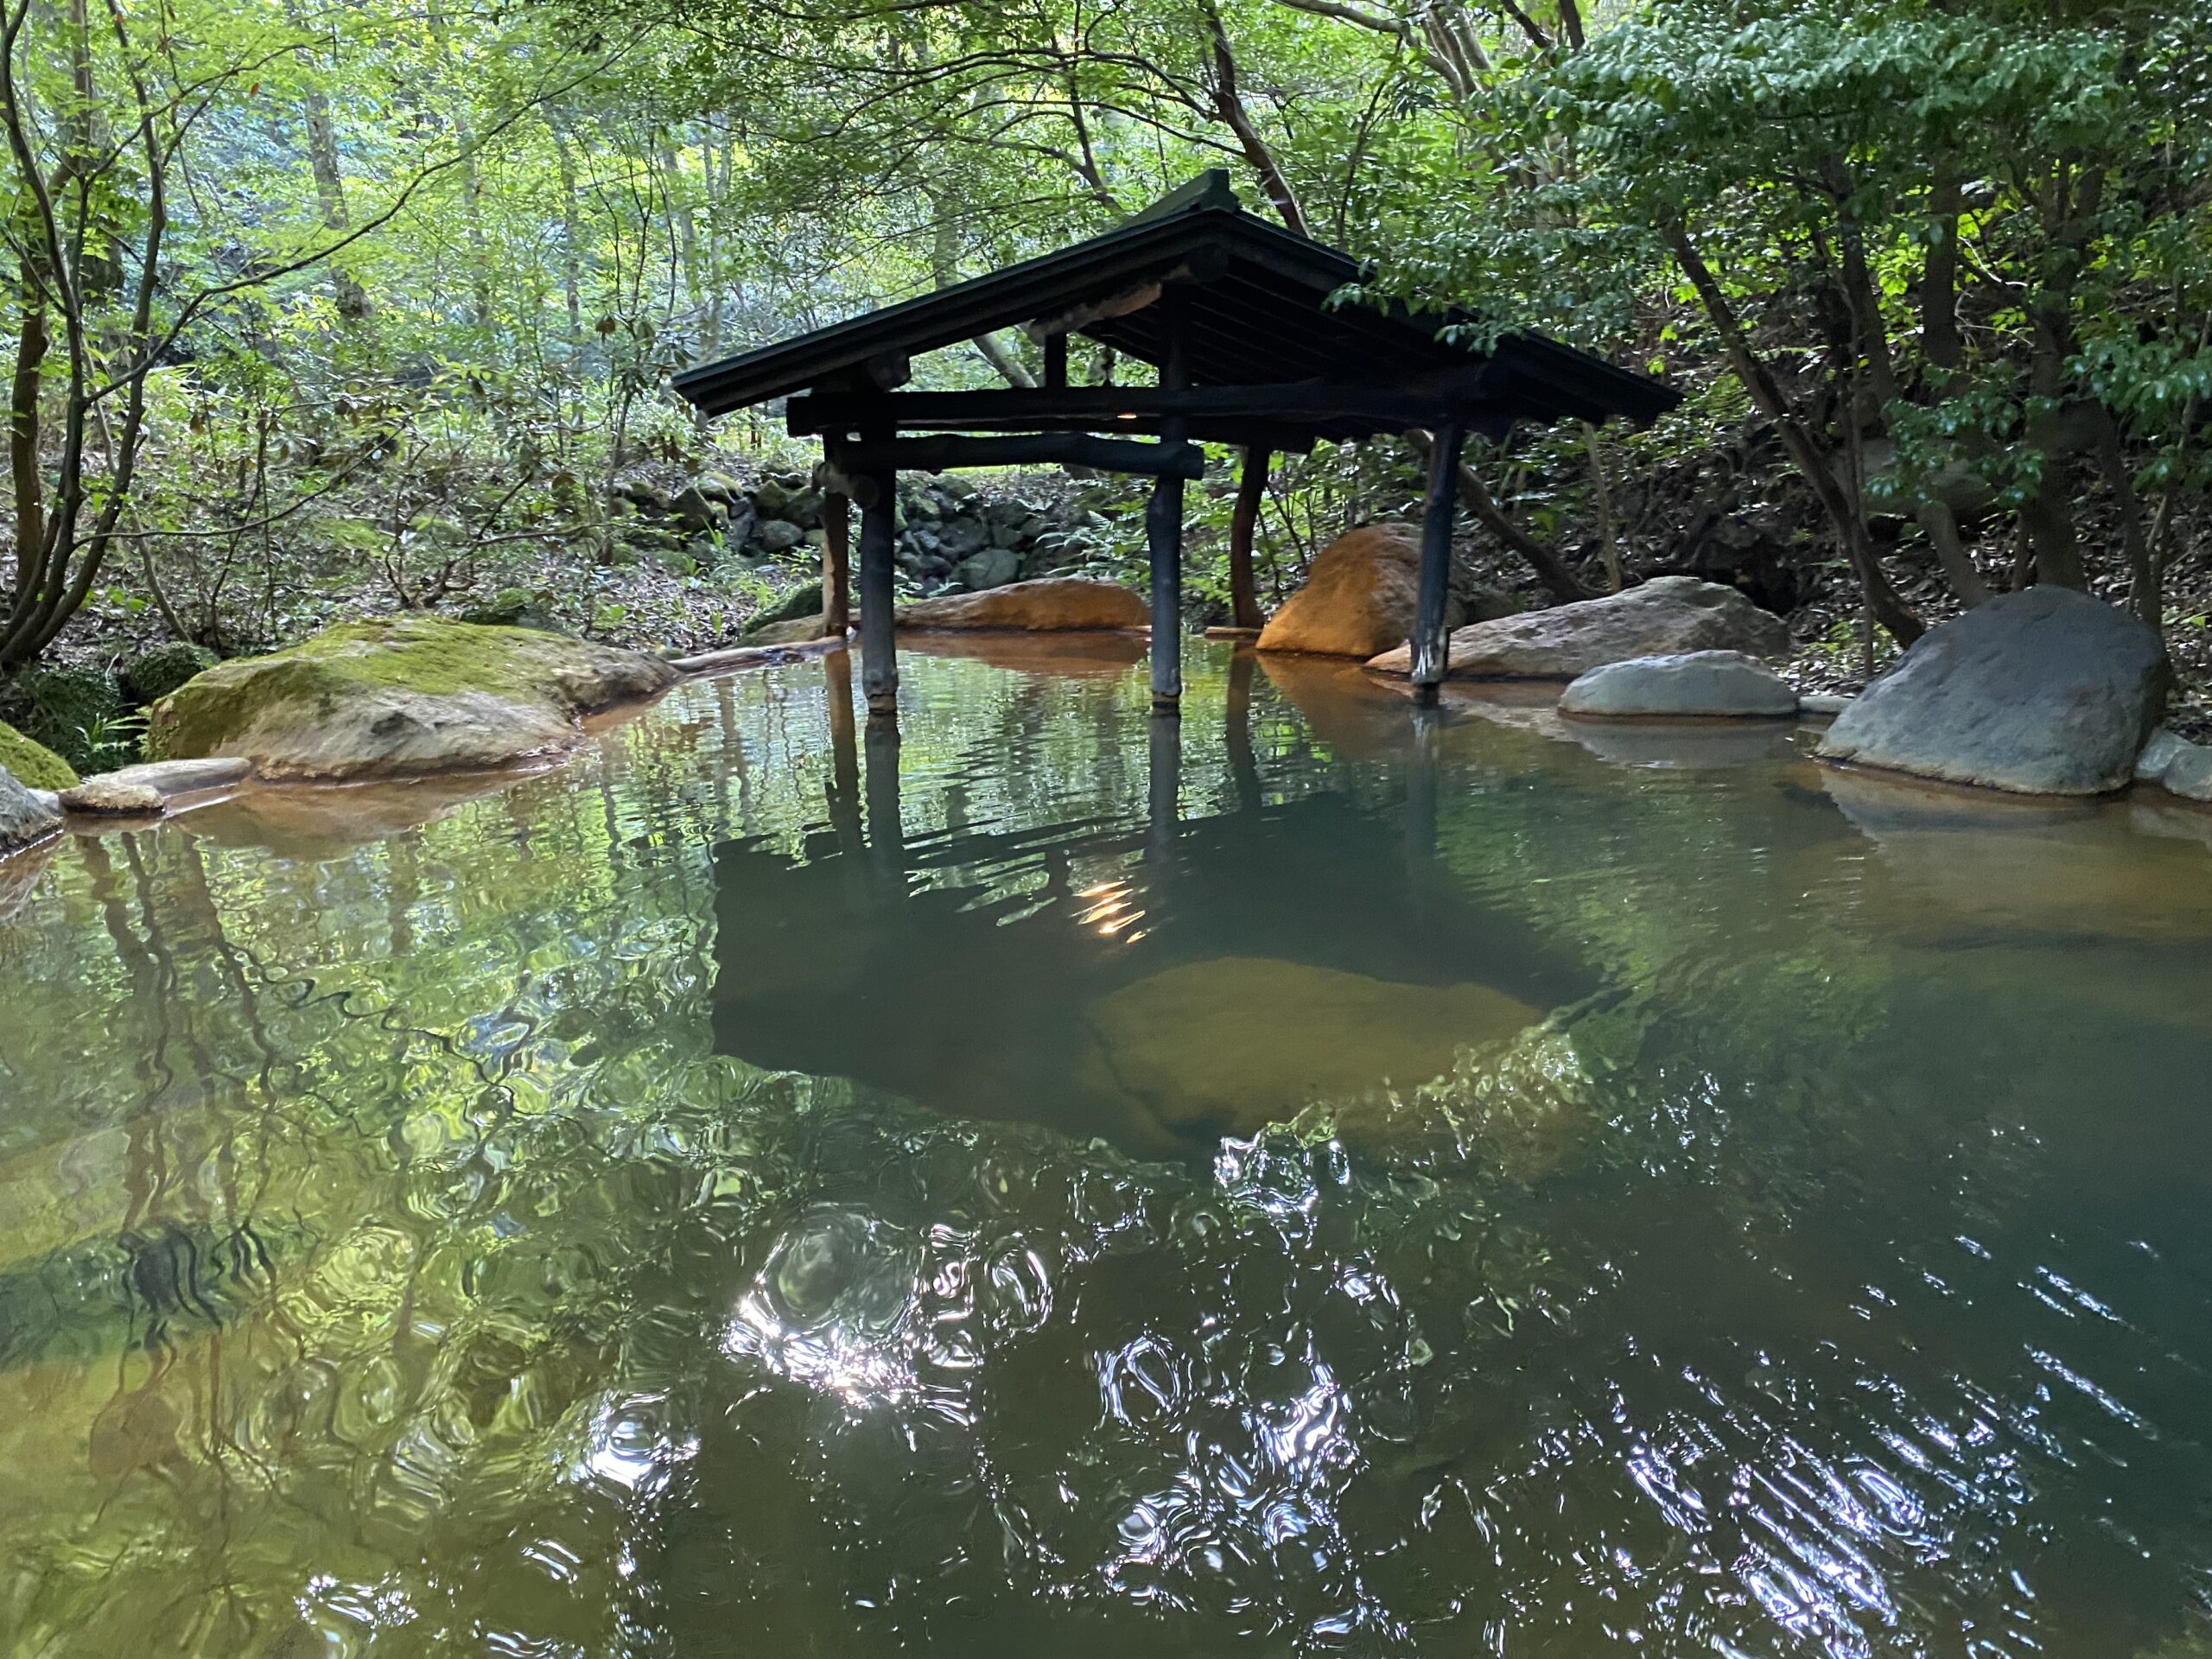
[1816, 587, 2166, 796]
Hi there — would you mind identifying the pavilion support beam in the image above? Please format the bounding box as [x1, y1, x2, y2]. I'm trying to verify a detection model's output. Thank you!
[1043, 331, 1068, 389]
[789, 383, 1482, 437]
[1228, 446, 1268, 631]
[822, 489, 852, 635]
[1149, 289, 1191, 713]
[823, 649, 864, 862]
[865, 714, 904, 881]
[1411, 418, 1465, 701]
[858, 465, 899, 719]
[836, 433, 1201, 479]
[1147, 705, 1182, 859]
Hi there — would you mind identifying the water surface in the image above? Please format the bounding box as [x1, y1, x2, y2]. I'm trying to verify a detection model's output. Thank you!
[3, 638, 2211, 1658]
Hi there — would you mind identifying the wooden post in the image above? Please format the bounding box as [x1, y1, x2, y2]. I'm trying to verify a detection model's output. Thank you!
[858, 465, 898, 717]
[1043, 331, 1068, 389]
[1228, 446, 1268, 631]
[822, 490, 852, 634]
[1148, 289, 1191, 712]
[1406, 702, 1440, 858]
[865, 714, 903, 880]
[1404, 702, 1446, 929]
[1147, 705, 1181, 859]
[1224, 645, 1259, 812]
[824, 649, 863, 859]
[1412, 420, 1465, 701]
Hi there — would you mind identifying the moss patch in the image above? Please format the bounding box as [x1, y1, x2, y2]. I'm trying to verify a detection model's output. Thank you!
[0, 720, 78, 791]
[147, 614, 674, 766]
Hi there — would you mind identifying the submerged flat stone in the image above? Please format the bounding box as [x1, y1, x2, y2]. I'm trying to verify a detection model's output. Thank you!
[1817, 587, 2167, 795]
[1083, 956, 1539, 1137]
[1558, 650, 1798, 719]
[62, 757, 251, 812]
[59, 777, 166, 817]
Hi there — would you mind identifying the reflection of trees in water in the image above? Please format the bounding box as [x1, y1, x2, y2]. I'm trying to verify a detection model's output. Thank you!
[0, 655, 2207, 1656]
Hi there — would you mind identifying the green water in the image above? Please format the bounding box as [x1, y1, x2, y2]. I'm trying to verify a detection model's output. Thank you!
[3, 638, 2212, 1658]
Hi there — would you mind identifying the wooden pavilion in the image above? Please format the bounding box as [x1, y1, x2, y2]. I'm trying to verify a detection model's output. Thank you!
[671, 172, 1678, 718]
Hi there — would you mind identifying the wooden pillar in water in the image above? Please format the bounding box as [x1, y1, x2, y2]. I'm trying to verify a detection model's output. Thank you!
[1411, 420, 1465, 702]
[1224, 645, 1260, 812]
[823, 649, 863, 860]
[864, 711, 904, 880]
[1147, 707, 1182, 860]
[1147, 289, 1191, 712]
[1227, 447, 1268, 632]
[821, 490, 852, 635]
[858, 464, 899, 718]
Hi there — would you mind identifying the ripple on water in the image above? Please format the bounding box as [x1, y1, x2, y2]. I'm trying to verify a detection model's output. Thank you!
[0, 645, 2209, 1658]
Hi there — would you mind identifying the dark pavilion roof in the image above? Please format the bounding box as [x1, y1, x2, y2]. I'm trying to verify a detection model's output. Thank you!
[671, 172, 1679, 446]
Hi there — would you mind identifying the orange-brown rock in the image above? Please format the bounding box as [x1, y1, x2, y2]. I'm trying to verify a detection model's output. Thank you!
[894, 577, 1147, 632]
[1257, 524, 1427, 658]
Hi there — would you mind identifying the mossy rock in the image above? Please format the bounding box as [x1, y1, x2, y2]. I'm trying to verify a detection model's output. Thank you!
[145, 614, 680, 780]
[120, 642, 220, 705]
[742, 578, 824, 635]
[0, 719, 77, 791]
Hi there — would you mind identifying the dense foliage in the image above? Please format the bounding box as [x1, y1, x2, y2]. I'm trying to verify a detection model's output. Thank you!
[0, 0, 2207, 727]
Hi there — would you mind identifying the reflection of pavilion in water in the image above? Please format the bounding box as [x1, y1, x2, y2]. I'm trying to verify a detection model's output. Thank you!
[712, 647, 1592, 1154]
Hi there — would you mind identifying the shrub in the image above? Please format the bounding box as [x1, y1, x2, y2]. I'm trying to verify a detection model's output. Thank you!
[122, 641, 220, 705]
[0, 667, 138, 775]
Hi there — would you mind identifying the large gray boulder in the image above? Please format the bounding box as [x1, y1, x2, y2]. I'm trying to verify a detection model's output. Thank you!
[1367, 575, 1788, 679]
[0, 765, 62, 855]
[1559, 650, 1798, 719]
[1816, 586, 2167, 795]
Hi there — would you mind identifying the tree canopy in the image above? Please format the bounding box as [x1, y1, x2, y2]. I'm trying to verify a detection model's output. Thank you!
[0, 0, 2207, 697]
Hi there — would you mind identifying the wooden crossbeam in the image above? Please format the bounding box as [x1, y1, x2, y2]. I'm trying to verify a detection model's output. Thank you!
[788, 380, 1497, 437]
[828, 433, 1205, 480]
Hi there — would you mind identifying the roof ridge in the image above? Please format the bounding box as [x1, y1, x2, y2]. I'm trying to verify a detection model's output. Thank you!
[1121, 169, 1243, 227]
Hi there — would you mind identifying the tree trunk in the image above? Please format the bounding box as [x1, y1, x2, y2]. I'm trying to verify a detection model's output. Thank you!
[926, 183, 1033, 387]
[1205, 4, 1308, 235]
[549, 112, 585, 346]
[302, 85, 368, 319]
[10, 302, 46, 570]
[2017, 162, 2103, 591]
[1227, 446, 1267, 628]
[1583, 423, 1619, 591]
[1922, 167, 1963, 373]
[1407, 429, 1593, 602]
[2092, 410, 2156, 631]
[1663, 223, 1923, 645]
